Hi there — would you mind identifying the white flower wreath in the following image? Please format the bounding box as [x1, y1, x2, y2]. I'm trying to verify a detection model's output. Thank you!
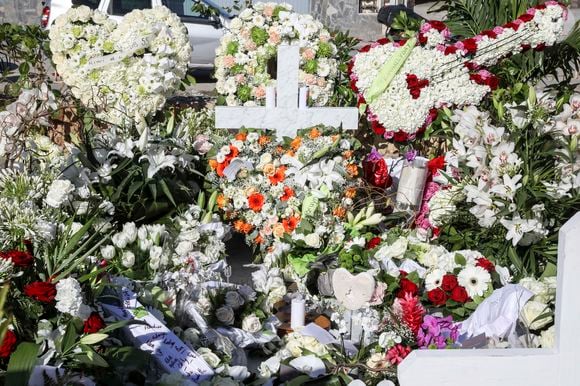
[49, 6, 191, 128]
[215, 2, 338, 107]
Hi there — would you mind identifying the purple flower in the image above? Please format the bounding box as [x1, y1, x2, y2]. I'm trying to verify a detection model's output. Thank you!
[365, 147, 382, 162]
[405, 149, 418, 162]
[417, 315, 461, 349]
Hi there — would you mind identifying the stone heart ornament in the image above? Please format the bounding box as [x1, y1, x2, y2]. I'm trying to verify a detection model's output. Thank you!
[49, 5, 191, 128]
[332, 268, 376, 310]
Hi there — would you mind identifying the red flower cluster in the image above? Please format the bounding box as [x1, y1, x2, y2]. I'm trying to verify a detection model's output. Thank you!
[24, 281, 57, 303]
[397, 277, 419, 298]
[0, 250, 33, 268]
[406, 73, 430, 100]
[476, 257, 496, 272]
[0, 330, 17, 358]
[83, 312, 106, 334]
[362, 154, 392, 189]
[426, 274, 470, 305]
[366, 237, 382, 250]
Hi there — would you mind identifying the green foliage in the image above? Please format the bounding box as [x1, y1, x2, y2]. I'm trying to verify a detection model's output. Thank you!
[389, 10, 423, 39]
[0, 23, 50, 99]
[328, 30, 360, 108]
[6, 342, 40, 386]
[431, 0, 580, 84]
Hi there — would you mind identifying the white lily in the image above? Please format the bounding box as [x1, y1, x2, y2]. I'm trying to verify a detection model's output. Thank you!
[139, 149, 176, 179]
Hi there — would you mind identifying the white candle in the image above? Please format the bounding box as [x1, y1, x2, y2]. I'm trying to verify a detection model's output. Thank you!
[265, 86, 276, 108]
[290, 297, 305, 330]
[350, 311, 363, 342]
[299, 86, 309, 109]
[396, 159, 428, 211]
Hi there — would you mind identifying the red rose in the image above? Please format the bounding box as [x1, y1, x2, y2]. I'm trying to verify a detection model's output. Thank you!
[24, 281, 57, 303]
[0, 330, 17, 358]
[0, 250, 33, 268]
[480, 29, 497, 39]
[360, 45, 371, 53]
[427, 288, 448, 305]
[418, 33, 428, 45]
[462, 38, 478, 54]
[534, 43, 546, 52]
[441, 274, 458, 292]
[397, 278, 418, 298]
[476, 257, 496, 272]
[429, 21, 447, 32]
[485, 75, 499, 90]
[83, 312, 106, 334]
[451, 286, 470, 303]
[366, 237, 382, 250]
[427, 156, 445, 174]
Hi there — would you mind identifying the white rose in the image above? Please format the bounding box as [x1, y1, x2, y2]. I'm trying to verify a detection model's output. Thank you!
[376, 237, 408, 260]
[519, 277, 550, 303]
[304, 233, 321, 248]
[197, 347, 221, 368]
[258, 356, 280, 378]
[100, 245, 115, 260]
[225, 291, 245, 309]
[175, 241, 194, 256]
[121, 251, 135, 268]
[227, 365, 250, 381]
[216, 306, 235, 325]
[521, 300, 553, 330]
[45, 180, 75, 208]
[241, 313, 262, 333]
[539, 325, 555, 348]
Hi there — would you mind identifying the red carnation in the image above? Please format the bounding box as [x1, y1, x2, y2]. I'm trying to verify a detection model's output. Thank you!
[519, 13, 534, 23]
[0, 330, 17, 358]
[397, 278, 419, 298]
[462, 38, 478, 54]
[485, 75, 499, 90]
[480, 29, 497, 39]
[371, 120, 386, 136]
[393, 131, 409, 142]
[534, 43, 546, 52]
[429, 21, 447, 32]
[0, 250, 33, 268]
[360, 45, 372, 53]
[427, 156, 445, 174]
[476, 257, 496, 272]
[441, 274, 458, 292]
[535, 4, 547, 10]
[418, 33, 428, 45]
[366, 237, 382, 250]
[83, 312, 106, 334]
[376, 38, 390, 45]
[427, 288, 448, 305]
[24, 281, 57, 303]
[451, 286, 470, 303]
[504, 21, 521, 31]
[444, 46, 458, 55]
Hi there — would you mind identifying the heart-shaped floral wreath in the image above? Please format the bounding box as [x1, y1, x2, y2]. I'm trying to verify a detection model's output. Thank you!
[50, 6, 191, 127]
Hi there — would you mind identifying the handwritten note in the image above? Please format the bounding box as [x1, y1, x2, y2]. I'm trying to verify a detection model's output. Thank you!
[101, 287, 214, 382]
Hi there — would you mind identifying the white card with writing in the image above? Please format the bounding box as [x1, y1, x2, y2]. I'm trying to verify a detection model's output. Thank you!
[101, 287, 214, 382]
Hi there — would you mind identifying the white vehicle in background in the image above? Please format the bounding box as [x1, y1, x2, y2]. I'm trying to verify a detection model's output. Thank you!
[41, 0, 232, 68]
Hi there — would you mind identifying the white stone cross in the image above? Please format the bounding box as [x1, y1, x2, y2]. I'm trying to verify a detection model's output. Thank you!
[214, 44, 359, 140]
[397, 211, 580, 386]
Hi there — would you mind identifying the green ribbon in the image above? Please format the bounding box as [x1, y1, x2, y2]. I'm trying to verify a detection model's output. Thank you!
[365, 37, 417, 104]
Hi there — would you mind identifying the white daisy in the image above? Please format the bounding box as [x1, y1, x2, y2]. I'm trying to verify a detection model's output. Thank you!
[424, 268, 445, 291]
[458, 266, 491, 298]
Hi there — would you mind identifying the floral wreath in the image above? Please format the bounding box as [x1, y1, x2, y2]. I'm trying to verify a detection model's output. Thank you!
[215, 2, 339, 107]
[49, 6, 191, 127]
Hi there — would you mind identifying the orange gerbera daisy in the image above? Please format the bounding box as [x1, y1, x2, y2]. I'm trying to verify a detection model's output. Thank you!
[309, 128, 321, 139]
[258, 135, 271, 146]
[290, 136, 302, 151]
[333, 206, 347, 218]
[282, 216, 300, 232]
[208, 159, 218, 170]
[346, 163, 359, 177]
[235, 132, 247, 141]
[276, 145, 285, 154]
[345, 187, 357, 199]
[229, 145, 239, 159]
[217, 161, 229, 177]
[269, 166, 286, 185]
[248, 192, 265, 212]
[216, 193, 228, 208]
[280, 186, 294, 201]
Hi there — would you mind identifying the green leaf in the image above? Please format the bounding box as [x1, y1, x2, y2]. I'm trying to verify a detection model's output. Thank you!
[159, 180, 176, 207]
[76, 346, 109, 367]
[79, 333, 109, 345]
[6, 342, 40, 386]
[454, 253, 467, 266]
[60, 320, 80, 354]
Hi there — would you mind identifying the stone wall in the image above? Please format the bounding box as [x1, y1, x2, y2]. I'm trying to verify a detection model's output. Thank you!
[0, 0, 42, 25]
[311, 0, 384, 42]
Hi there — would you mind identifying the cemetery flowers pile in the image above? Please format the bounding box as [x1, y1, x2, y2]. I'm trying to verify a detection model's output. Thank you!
[215, 2, 339, 106]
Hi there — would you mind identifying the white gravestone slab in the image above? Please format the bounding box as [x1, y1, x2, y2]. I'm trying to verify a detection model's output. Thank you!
[215, 44, 359, 140]
[101, 287, 214, 382]
[398, 211, 580, 386]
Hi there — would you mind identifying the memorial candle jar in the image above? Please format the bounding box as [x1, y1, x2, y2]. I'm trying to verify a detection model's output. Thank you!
[395, 158, 428, 212]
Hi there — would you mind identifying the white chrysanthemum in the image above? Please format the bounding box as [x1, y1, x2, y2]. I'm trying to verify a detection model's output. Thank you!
[45, 179, 75, 208]
[55, 278, 91, 320]
[458, 265, 491, 298]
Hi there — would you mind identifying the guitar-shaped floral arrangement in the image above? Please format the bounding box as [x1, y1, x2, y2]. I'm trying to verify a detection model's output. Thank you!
[349, 1, 568, 141]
